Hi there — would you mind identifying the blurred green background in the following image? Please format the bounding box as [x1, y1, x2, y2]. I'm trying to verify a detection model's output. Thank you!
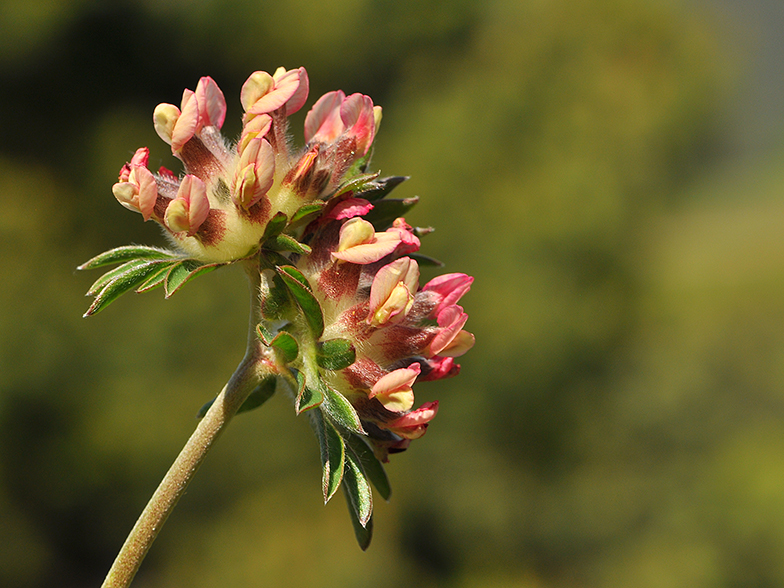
[2, 0, 784, 586]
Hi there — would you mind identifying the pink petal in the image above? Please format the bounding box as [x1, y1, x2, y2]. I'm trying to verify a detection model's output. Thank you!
[388, 401, 439, 428]
[369, 363, 421, 399]
[195, 76, 226, 129]
[135, 167, 158, 221]
[282, 67, 309, 114]
[428, 305, 469, 356]
[341, 93, 376, 155]
[438, 330, 475, 357]
[368, 257, 418, 317]
[422, 273, 474, 310]
[328, 198, 373, 220]
[304, 90, 345, 143]
[185, 176, 210, 232]
[171, 89, 199, 152]
[330, 231, 401, 264]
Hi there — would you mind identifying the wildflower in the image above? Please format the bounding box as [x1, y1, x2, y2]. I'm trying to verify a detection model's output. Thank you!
[81, 67, 474, 556]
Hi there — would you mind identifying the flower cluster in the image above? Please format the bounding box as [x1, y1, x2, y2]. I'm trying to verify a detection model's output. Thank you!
[82, 66, 474, 546]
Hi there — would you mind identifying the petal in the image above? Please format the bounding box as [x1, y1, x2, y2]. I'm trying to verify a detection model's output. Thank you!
[240, 71, 274, 112]
[171, 89, 199, 152]
[331, 230, 402, 264]
[368, 257, 418, 318]
[438, 330, 475, 358]
[369, 363, 421, 398]
[341, 93, 376, 155]
[277, 66, 309, 114]
[428, 305, 469, 356]
[304, 90, 345, 143]
[153, 103, 181, 145]
[328, 198, 373, 220]
[135, 167, 158, 221]
[388, 401, 439, 428]
[195, 76, 226, 129]
[422, 273, 474, 310]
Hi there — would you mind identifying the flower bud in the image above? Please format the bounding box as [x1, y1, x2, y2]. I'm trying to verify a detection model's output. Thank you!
[164, 175, 210, 235]
[368, 257, 419, 327]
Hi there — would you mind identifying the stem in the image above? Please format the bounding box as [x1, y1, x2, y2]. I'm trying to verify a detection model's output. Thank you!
[101, 260, 271, 588]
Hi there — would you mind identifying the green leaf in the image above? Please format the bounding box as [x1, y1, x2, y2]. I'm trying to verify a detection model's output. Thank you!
[345, 434, 391, 501]
[267, 234, 312, 255]
[78, 245, 179, 270]
[295, 371, 323, 414]
[86, 259, 165, 296]
[164, 260, 219, 298]
[311, 410, 346, 503]
[84, 260, 173, 316]
[358, 176, 409, 202]
[277, 266, 324, 338]
[343, 447, 373, 528]
[335, 171, 380, 197]
[289, 201, 325, 227]
[259, 268, 289, 320]
[408, 252, 444, 267]
[322, 384, 364, 435]
[344, 492, 373, 551]
[364, 197, 420, 231]
[316, 338, 356, 370]
[196, 377, 277, 418]
[256, 324, 299, 363]
[260, 211, 288, 242]
[135, 261, 182, 293]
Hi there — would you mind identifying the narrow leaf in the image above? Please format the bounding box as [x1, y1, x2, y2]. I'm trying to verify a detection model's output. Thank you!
[311, 410, 346, 503]
[277, 266, 324, 338]
[260, 270, 289, 320]
[84, 261, 172, 316]
[358, 176, 409, 202]
[343, 448, 373, 528]
[295, 371, 323, 413]
[364, 197, 419, 231]
[343, 484, 373, 550]
[87, 259, 171, 296]
[322, 384, 364, 435]
[78, 245, 178, 270]
[135, 262, 176, 293]
[256, 324, 299, 363]
[267, 234, 312, 255]
[345, 434, 391, 501]
[164, 260, 219, 298]
[260, 211, 288, 242]
[408, 252, 444, 267]
[316, 338, 356, 371]
[335, 171, 380, 197]
[289, 201, 325, 227]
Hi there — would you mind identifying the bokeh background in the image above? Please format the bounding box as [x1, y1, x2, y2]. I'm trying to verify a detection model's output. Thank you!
[2, 0, 784, 586]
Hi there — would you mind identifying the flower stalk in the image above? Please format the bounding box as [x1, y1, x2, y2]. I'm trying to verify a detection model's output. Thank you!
[101, 262, 272, 588]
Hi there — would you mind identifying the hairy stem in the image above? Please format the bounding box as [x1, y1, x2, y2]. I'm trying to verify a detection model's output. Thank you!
[101, 260, 271, 588]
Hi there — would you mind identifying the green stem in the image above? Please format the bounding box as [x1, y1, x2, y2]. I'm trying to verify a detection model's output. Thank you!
[101, 260, 272, 588]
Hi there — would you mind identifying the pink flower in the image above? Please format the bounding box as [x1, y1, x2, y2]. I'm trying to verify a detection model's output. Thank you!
[233, 137, 275, 209]
[241, 67, 309, 117]
[367, 257, 419, 327]
[428, 305, 475, 357]
[421, 273, 474, 316]
[331, 218, 404, 264]
[163, 175, 210, 235]
[384, 401, 439, 439]
[304, 91, 379, 158]
[368, 363, 421, 412]
[112, 148, 158, 221]
[153, 77, 227, 154]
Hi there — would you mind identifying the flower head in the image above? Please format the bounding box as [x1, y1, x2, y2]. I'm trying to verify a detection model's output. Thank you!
[83, 66, 474, 547]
